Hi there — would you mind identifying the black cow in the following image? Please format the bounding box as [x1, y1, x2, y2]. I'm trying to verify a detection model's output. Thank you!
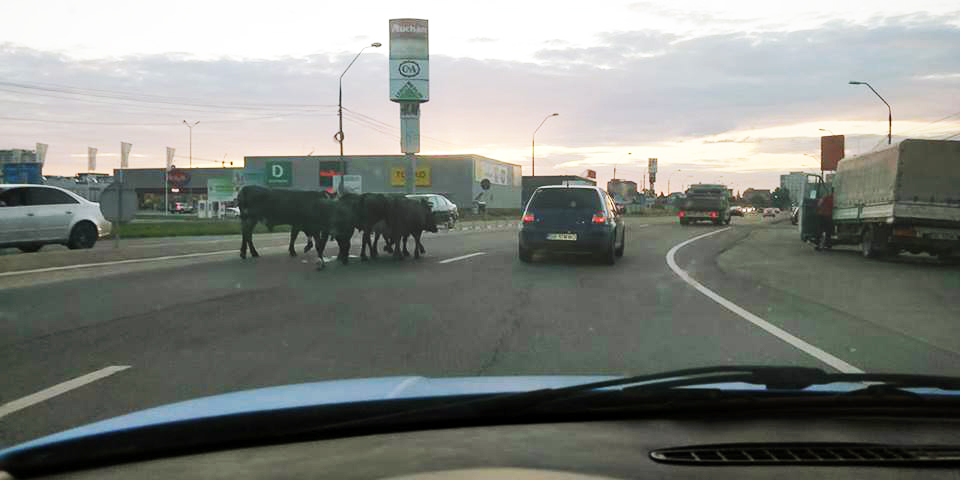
[238, 186, 332, 260]
[389, 197, 438, 260]
[309, 193, 361, 268]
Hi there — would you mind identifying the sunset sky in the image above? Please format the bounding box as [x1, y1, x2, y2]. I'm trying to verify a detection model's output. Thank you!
[1, 0, 958, 193]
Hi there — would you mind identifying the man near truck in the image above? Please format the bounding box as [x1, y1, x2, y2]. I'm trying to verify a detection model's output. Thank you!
[814, 187, 834, 250]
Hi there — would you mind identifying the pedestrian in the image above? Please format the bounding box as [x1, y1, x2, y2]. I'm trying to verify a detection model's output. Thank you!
[815, 186, 834, 250]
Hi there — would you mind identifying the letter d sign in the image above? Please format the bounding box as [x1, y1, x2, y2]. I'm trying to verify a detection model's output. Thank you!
[265, 160, 292, 186]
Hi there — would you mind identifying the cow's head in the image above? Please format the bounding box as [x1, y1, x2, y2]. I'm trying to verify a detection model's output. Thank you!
[421, 199, 439, 233]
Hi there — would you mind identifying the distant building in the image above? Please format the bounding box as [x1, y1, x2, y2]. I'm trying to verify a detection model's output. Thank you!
[780, 171, 815, 206]
[742, 188, 772, 206]
[606, 179, 639, 204]
[44, 173, 114, 202]
[0, 149, 42, 184]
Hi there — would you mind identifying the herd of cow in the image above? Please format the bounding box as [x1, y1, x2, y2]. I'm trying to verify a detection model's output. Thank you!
[237, 186, 438, 269]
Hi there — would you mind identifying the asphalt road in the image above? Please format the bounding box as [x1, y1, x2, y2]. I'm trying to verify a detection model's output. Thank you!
[2, 214, 959, 447]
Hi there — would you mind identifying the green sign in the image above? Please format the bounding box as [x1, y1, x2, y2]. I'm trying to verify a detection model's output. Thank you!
[265, 161, 292, 186]
[207, 177, 236, 202]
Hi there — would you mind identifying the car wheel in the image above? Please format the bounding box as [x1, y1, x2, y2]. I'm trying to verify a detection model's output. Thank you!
[68, 221, 98, 250]
[519, 245, 532, 263]
[599, 239, 616, 265]
[18, 244, 43, 253]
[614, 233, 625, 257]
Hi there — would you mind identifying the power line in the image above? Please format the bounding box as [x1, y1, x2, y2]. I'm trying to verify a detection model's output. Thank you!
[897, 110, 960, 135]
[0, 81, 337, 112]
[342, 106, 463, 148]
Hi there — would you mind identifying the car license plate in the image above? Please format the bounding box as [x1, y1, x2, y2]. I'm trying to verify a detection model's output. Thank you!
[546, 233, 577, 241]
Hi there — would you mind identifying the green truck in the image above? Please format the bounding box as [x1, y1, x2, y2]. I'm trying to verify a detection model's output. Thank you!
[678, 184, 731, 226]
[801, 139, 960, 261]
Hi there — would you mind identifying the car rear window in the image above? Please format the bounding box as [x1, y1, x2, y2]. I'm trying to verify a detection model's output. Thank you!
[529, 189, 601, 210]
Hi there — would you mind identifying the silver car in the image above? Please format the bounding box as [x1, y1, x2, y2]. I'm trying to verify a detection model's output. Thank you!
[0, 184, 112, 253]
[406, 193, 459, 229]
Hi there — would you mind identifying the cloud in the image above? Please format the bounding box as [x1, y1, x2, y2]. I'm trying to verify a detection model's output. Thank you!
[2, 13, 959, 191]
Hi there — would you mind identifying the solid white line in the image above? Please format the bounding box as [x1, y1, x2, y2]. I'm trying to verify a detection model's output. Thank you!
[438, 252, 486, 264]
[665, 228, 864, 374]
[0, 249, 240, 278]
[0, 366, 131, 419]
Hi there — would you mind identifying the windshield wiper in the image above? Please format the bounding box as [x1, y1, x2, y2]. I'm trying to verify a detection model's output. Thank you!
[319, 366, 960, 432]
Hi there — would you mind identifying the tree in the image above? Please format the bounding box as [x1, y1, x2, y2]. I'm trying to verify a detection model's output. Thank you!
[771, 187, 792, 209]
[746, 193, 770, 209]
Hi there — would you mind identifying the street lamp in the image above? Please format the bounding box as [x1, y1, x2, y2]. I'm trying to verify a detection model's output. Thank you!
[182, 120, 199, 168]
[849, 81, 892, 145]
[819, 128, 834, 135]
[531, 113, 559, 176]
[336, 42, 382, 182]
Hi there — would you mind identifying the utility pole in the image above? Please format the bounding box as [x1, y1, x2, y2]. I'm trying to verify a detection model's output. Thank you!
[849, 81, 892, 145]
[532, 113, 559, 176]
[182, 120, 199, 168]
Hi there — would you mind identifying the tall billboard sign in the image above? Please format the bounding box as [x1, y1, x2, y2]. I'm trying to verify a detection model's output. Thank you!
[389, 19, 429, 103]
[390, 18, 429, 191]
[821, 135, 844, 171]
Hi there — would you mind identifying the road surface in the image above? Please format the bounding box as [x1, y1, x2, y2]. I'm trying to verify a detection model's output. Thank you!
[2, 214, 959, 447]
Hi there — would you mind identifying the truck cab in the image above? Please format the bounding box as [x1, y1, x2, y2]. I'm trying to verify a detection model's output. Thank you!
[678, 184, 731, 226]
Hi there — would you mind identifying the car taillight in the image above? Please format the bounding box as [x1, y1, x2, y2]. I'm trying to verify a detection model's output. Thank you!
[709, 211, 718, 218]
[592, 212, 606, 224]
[678, 211, 686, 218]
[522, 213, 535, 224]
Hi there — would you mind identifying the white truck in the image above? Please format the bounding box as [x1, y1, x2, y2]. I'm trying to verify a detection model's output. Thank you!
[800, 139, 960, 261]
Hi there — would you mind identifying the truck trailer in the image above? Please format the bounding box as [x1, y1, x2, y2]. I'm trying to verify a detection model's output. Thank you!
[801, 139, 960, 260]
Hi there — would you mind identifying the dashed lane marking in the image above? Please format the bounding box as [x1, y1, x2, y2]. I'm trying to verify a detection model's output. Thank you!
[438, 252, 487, 264]
[0, 366, 131, 419]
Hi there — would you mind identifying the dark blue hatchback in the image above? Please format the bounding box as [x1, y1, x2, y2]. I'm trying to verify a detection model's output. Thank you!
[518, 185, 626, 264]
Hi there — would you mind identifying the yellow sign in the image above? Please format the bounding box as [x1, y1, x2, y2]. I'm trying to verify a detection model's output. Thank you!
[391, 167, 406, 186]
[390, 166, 431, 187]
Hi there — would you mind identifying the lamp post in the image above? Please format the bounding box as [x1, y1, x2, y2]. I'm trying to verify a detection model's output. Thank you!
[819, 128, 835, 135]
[531, 113, 559, 176]
[336, 42, 381, 185]
[182, 120, 199, 168]
[849, 81, 892, 145]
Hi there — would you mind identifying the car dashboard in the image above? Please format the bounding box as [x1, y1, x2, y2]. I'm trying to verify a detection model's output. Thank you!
[29, 415, 960, 479]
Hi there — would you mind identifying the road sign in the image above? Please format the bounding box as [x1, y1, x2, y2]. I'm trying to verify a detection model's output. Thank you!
[207, 177, 237, 202]
[99, 183, 138, 223]
[168, 168, 190, 187]
[265, 160, 292, 186]
[389, 19, 429, 103]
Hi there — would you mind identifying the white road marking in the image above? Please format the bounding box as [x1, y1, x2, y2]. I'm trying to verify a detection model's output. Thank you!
[0, 366, 131, 419]
[665, 228, 864, 374]
[439, 252, 486, 264]
[0, 250, 240, 278]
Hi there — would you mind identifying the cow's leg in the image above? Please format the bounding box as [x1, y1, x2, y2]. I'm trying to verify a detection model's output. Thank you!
[240, 218, 249, 259]
[313, 234, 326, 270]
[402, 235, 411, 257]
[242, 218, 260, 258]
[392, 232, 404, 259]
[304, 236, 314, 254]
[360, 229, 370, 261]
[414, 231, 424, 259]
[338, 236, 350, 265]
[288, 227, 299, 257]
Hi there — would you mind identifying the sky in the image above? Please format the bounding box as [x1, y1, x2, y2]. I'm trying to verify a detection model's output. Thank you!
[1, 0, 959, 193]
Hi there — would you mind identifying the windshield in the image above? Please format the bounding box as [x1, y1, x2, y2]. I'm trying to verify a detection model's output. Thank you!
[2, 0, 960, 454]
[528, 189, 601, 210]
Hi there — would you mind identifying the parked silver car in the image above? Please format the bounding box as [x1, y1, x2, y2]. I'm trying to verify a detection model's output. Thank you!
[406, 193, 458, 228]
